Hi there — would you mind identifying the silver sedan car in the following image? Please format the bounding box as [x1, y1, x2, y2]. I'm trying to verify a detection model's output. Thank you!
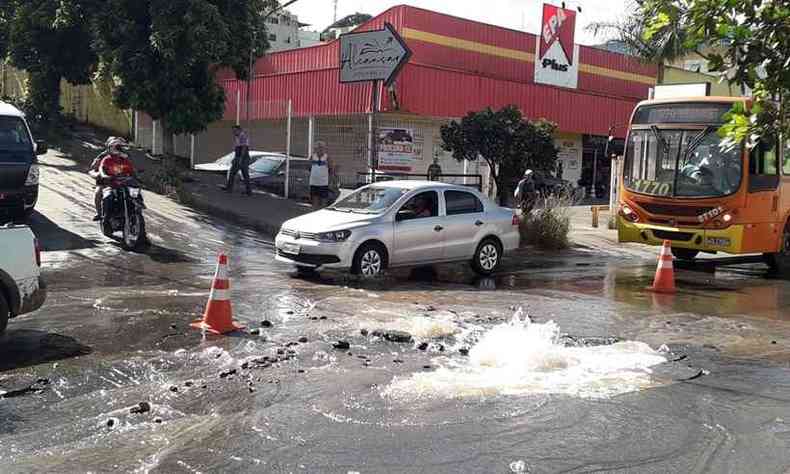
[275, 181, 520, 277]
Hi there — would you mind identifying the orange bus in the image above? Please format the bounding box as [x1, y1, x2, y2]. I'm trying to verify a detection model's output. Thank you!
[617, 96, 790, 274]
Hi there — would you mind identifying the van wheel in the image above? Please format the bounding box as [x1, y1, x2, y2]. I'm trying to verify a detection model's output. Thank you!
[671, 248, 699, 261]
[766, 223, 790, 277]
[352, 242, 387, 278]
[472, 238, 502, 276]
[0, 292, 9, 335]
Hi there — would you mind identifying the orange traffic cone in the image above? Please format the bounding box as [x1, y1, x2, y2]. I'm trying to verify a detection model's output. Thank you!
[649, 240, 676, 294]
[191, 253, 245, 334]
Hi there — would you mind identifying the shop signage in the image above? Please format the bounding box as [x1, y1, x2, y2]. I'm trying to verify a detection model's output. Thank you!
[339, 23, 412, 85]
[377, 128, 417, 171]
[534, 4, 579, 89]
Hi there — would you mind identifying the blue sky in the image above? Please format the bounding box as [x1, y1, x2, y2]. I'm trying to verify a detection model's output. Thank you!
[288, 0, 631, 45]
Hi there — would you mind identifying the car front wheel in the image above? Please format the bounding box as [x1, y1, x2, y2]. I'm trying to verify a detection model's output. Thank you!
[0, 291, 9, 335]
[352, 243, 387, 278]
[472, 238, 502, 276]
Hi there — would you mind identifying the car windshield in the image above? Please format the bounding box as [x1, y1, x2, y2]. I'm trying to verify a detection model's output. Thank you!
[0, 116, 32, 152]
[623, 128, 742, 198]
[250, 157, 284, 174]
[329, 186, 408, 214]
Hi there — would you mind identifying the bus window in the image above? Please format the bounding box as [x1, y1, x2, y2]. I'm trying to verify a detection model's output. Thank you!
[749, 140, 779, 192]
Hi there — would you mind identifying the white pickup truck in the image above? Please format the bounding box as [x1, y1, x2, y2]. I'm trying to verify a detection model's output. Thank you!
[0, 224, 45, 334]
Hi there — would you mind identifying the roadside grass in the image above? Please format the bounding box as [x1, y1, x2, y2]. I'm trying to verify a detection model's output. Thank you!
[520, 193, 575, 250]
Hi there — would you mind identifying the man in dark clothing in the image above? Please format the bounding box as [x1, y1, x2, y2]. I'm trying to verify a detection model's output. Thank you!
[222, 125, 252, 195]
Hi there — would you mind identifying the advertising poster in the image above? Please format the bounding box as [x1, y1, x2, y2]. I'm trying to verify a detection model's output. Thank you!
[378, 128, 417, 171]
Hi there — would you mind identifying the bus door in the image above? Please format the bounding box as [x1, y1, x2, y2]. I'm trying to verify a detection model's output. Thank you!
[747, 139, 780, 250]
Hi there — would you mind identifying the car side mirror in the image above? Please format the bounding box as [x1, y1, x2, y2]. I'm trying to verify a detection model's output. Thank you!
[396, 210, 414, 222]
[35, 140, 48, 155]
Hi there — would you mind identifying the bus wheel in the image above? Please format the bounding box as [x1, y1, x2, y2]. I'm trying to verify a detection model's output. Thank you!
[766, 224, 790, 277]
[671, 248, 699, 261]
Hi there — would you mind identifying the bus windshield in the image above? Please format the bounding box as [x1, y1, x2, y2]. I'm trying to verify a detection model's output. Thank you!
[623, 127, 742, 198]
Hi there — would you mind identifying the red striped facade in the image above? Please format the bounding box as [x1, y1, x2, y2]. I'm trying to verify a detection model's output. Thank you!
[215, 5, 657, 138]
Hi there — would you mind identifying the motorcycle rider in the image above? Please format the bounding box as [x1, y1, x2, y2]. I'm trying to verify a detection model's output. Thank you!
[89, 137, 133, 221]
[514, 169, 538, 215]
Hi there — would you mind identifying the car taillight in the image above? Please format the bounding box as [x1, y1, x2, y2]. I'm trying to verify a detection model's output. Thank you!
[34, 238, 41, 267]
[25, 164, 40, 186]
[619, 204, 639, 223]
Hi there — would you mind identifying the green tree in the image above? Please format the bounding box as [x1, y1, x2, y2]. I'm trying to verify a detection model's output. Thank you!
[440, 105, 558, 205]
[93, 0, 275, 135]
[586, 1, 698, 83]
[640, 0, 790, 147]
[3, 0, 97, 125]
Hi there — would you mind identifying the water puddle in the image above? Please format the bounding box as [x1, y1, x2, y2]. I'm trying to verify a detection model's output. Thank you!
[382, 311, 667, 401]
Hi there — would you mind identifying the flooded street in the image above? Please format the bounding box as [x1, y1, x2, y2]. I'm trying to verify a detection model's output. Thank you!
[3, 150, 790, 473]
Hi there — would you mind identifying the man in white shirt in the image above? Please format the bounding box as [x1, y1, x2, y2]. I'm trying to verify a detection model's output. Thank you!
[222, 125, 252, 195]
[309, 141, 333, 208]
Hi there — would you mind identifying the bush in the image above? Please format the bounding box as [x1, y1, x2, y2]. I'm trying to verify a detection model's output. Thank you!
[520, 193, 574, 250]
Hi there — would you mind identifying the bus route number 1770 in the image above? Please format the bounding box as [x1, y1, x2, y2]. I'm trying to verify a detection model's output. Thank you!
[631, 180, 672, 197]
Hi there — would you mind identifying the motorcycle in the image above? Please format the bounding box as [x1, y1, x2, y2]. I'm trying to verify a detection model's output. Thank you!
[100, 174, 147, 250]
[91, 141, 147, 251]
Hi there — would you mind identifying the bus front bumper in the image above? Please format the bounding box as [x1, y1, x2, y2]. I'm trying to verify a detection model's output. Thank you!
[617, 217, 744, 254]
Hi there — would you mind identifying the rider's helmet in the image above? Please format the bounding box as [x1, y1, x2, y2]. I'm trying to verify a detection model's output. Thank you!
[107, 137, 129, 155]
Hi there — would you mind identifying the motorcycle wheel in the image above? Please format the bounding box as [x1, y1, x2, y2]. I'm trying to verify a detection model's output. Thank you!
[100, 216, 114, 238]
[122, 210, 146, 251]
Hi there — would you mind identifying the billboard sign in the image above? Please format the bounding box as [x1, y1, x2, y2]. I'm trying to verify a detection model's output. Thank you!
[534, 4, 579, 89]
[377, 128, 417, 171]
[340, 23, 412, 85]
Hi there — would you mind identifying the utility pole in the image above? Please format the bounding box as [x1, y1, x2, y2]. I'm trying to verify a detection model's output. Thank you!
[333, 0, 339, 23]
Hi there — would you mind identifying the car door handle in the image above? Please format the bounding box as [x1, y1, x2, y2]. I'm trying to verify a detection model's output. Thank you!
[434, 225, 444, 232]
[475, 220, 484, 226]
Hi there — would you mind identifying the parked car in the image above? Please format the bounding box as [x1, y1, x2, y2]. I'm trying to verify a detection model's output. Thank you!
[532, 170, 571, 196]
[0, 223, 46, 334]
[248, 155, 311, 198]
[0, 102, 47, 221]
[275, 181, 520, 277]
[193, 151, 282, 173]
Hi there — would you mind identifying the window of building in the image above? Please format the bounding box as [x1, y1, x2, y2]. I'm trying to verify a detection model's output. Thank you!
[269, 33, 277, 42]
[268, 17, 279, 24]
[445, 191, 484, 216]
[285, 36, 291, 44]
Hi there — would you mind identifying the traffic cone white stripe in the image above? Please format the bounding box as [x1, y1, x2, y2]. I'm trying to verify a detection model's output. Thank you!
[210, 289, 230, 301]
[658, 260, 673, 269]
[216, 264, 229, 281]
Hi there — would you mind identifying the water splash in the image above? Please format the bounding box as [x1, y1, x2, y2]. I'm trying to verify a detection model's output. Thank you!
[382, 311, 667, 401]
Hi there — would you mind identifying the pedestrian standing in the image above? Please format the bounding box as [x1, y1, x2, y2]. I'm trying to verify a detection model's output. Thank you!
[222, 125, 252, 195]
[309, 141, 332, 208]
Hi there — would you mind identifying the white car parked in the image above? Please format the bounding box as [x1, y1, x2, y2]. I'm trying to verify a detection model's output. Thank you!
[275, 181, 520, 277]
[0, 223, 45, 334]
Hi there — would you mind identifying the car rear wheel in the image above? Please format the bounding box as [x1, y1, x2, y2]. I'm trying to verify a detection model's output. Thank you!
[352, 243, 387, 278]
[0, 291, 9, 335]
[671, 248, 699, 261]
[472, 238, 502, 276]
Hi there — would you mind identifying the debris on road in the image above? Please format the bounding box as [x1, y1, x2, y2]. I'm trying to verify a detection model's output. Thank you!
[130, 402, 151, 414]
[333, 341, 351, 350]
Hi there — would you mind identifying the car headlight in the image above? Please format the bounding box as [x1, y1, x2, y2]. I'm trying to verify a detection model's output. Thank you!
[319, 230, 352, 242]
[25, 164, 39, 186]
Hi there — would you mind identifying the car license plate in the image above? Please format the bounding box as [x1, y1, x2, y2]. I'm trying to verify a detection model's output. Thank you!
[281, 242, 300, 255]
[706, 237, 731, 247]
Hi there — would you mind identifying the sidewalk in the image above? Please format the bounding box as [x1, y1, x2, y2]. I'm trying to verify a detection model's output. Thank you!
[179, 171, 311, 237]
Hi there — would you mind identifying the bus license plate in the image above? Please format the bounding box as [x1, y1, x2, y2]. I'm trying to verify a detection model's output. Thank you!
[281, 243, 300, 255]
[706, 237, 731, 247]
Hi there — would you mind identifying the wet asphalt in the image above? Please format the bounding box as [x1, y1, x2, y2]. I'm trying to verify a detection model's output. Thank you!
[2, 148, 790, 473]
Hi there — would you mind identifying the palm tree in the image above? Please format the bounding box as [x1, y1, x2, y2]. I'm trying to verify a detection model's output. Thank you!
[586, 1, 702, 83]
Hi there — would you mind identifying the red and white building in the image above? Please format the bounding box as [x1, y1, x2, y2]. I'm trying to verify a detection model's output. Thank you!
[138, 4, 657, 189]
